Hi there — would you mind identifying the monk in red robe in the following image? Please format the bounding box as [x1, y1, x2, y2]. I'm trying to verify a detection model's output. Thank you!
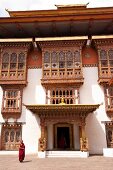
[19, 140, 25, 162]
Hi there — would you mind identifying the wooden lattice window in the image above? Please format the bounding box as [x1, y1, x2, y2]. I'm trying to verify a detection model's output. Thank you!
[18, 52, 25, 69]
[98, 48, 113, 79]
[49, 88, 78, 104]
[106, 125, 113, 148]
[66, 51, 73, 68]
[2, 89, 22, 113]
[105, 87, 113, 109]
[1, 124, 22, 150]
[43, 50, 82, 79]
[1, 51, 26, 79]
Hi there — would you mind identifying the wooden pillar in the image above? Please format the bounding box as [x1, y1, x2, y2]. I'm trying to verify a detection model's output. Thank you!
[80, 119, 88, 151]
[38, 118, 47, 151]
[110, 129, 113, 148]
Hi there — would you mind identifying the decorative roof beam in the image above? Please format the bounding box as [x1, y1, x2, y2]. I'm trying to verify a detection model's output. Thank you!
[52, 21, 57, 36]
[69, 20, 74, 36]
[34, 22, 42, 37]
[15, 23, 30, 37]
[0, 25, 14, 37]
[101, 19, 113, 34]
[87, 19, 93, 36]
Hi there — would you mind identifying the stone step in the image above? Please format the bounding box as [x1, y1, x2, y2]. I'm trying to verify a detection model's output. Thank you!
[46, 151, 81, 158]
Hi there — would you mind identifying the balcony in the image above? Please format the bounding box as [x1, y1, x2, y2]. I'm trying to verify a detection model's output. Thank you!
[41, 69, 84, 87]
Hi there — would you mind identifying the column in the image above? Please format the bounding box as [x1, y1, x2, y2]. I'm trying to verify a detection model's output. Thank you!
[38, 118, 47, 152]
[75, 89, 79, 104]
[80, 121, 88, 151]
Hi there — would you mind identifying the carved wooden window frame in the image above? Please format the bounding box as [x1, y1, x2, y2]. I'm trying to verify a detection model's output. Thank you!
[1, 123, 22, 150]
[104, 86, 113, 109]
[105, 125, 113, 148]
[2, 88, 22, 113]
[43, 49, 82, 79]
[46, 88, 79, 104]
[98, 48, 113, 79]
[0, 48, 27, 80]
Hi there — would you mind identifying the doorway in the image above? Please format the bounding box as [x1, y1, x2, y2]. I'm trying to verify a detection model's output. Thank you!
[54, 123, 73, 150]
[57, 127, 70, 149]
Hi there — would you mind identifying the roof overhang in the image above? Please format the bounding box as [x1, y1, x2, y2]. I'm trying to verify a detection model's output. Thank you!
[25, 104, 100, 116]
[1, 6, 113, 38]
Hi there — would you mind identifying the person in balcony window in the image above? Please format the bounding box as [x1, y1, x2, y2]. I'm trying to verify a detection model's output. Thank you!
[19, 140, 25, 162]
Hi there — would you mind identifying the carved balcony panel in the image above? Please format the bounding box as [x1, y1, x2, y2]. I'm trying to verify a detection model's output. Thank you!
[38, 40, 85, 87]
[0, 42, 32, 86]
[1, 86, 23, 119]
[46, 88, 79, 104]
[94, 39, 113, 85]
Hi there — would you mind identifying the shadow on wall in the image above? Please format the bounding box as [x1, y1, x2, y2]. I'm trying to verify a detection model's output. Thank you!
[86, 112, 107, 155]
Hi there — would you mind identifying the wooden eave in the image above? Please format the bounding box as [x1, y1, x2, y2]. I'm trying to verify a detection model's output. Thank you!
[25, 104, 100, 115]
[7, 7, 113, 18]
[1, 7, 113, 23]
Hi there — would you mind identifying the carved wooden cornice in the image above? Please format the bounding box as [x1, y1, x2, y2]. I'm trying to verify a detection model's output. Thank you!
[0, 80, 28, 87]
[102, 121, 113, 126]
[1, 84, 25, 90]
[1, 122, 23, 126]
[94, 39, 113, 48]
[0, 42, 32, 49]
[28, 66, 42, 69]
[25, 104, 100, 119]
[83, 64, 98, 67]
[41, 78, 84, 88]
[38, 40, 85, 49]
[2, 112, 21, 120]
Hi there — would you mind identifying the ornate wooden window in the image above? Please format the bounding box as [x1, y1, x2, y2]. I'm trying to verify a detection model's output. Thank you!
[46, 88, 79, 104]
[42, 49, 83, 86]
[0, 50, 27, 85]
[2, 89, 22, 114]
[104, 87, 113, 119]
[105, 124, 113, 148]
[98, 48, 113, 83]
[1, 123, 22, 150]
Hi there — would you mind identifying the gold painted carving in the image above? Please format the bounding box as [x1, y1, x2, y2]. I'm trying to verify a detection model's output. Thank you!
[80, 137, 88, 151]
[39, 137, 46, 151]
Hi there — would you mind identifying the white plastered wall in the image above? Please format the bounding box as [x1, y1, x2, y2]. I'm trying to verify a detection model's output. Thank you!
[0, 67, 111, 154]
[19, 69, 46, 154]
[80, 67, 110, 154]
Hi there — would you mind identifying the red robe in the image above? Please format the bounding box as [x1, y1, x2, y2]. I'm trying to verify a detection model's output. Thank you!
[19, 143, 25, 162]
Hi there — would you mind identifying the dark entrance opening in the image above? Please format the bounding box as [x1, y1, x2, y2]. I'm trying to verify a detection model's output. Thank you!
[57, 127, 70, 149]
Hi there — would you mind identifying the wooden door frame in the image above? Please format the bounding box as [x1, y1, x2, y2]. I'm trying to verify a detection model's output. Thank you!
[53, 123, 74, 150]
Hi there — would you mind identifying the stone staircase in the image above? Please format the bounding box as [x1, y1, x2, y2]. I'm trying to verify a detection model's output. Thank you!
[46, 151, 82, 158]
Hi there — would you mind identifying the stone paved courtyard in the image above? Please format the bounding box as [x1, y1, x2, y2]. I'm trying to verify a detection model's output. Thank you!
[0, 154, 113, 170]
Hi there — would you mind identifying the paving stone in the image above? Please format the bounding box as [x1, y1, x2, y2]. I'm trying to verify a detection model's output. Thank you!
[0, 154, 113, 170]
